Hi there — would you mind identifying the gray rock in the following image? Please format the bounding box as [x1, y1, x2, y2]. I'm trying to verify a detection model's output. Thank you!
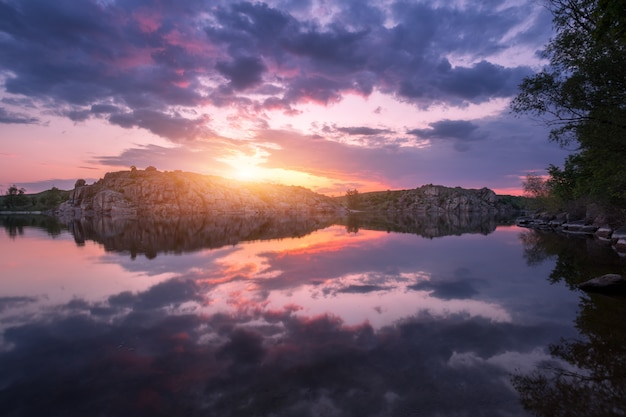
[612, 227, 626, 242]
[614, 239, 626, 255]
[55, 169, 345, 219]
[577, 274, 626, 293]
[595, 226, 613, 240]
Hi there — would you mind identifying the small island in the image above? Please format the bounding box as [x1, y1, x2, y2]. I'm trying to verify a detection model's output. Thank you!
[34, 167, 522, 220]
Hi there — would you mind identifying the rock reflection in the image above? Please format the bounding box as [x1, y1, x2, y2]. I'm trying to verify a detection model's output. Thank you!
[342, 212, 513, 237]
[518, 229, 626, 288]
[64, 213, 340, 258]
[62, 212, 515, 258]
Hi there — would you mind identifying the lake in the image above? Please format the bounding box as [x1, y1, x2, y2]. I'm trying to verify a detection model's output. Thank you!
[1, 213, 626, 417]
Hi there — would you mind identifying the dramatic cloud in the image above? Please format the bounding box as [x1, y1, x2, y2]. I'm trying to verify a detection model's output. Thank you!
[0, 107, 38, 124]
[409, 119, 481, 140]
[0, 0, 565, 194]
[0, 296, 38, 312]
[0, 0, 544, 135]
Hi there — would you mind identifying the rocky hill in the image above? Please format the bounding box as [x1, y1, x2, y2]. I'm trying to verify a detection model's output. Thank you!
[340, 184, 518, 214]
[55, 168, 343, 219]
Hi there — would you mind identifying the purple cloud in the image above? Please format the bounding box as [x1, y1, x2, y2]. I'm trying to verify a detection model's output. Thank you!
[0, 0, 547, 141]
[0, 107, 39, 124]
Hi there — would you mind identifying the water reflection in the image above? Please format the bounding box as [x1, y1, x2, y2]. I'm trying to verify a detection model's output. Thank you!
[518, 229, 626, 288]
[341, 211, 512, 237]
[65, 213, 340, 258]
[0, 214, 588, 416]
[56, 212, 516, 260]
[513, 228, 626, 416]
[0, 214, 64, 238]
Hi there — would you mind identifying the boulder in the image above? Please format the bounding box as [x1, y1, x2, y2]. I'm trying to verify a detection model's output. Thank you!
[594, 226, 613, 240]
[614, 239, 626, 256]
[612, 227, 626, 243]
[577, 274, 626, 293]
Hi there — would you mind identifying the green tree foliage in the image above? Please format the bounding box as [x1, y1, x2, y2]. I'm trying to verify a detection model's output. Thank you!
[4, 185, 27, 208]
[345, 189, 360, 210]
[1, 186, 69, 211]
[511, 0, 626, 207]
[523, 174, 550, 199]
[522, 173, 556, 210]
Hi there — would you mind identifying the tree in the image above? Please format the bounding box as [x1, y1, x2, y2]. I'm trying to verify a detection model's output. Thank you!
[522, 173, 565, 211]
[345, 189, 360, 210]
[523, 174, 550, 200]
[511, 0, 626, 207]
[4, 185, 27, 208]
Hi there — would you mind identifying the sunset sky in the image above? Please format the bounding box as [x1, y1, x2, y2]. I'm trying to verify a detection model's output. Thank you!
[0, 0, 570, 195]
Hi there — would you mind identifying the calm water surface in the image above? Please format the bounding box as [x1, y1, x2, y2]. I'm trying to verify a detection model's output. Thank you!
[1, 214, 625, 416]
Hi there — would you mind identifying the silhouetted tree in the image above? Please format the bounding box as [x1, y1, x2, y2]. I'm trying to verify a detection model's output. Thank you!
[4, 185, 26, 208]
[512, 0, 626, 207]
[346, 189, 360, 210]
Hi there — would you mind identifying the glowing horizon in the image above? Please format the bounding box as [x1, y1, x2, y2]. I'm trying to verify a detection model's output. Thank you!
[0, 0, 570, 196]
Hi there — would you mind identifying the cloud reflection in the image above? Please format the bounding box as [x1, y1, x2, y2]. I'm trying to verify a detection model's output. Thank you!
[0, 217, 584, 416]
[0, 281, 568, 417]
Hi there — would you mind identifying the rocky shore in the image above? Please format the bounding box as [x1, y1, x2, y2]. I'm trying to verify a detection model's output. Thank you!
[516, 214, 626, 257]
[342, 184, 517, 214]
[54, 168, 344, 219]
[516, 207, 626, 293]
[52, 169, 525, 222]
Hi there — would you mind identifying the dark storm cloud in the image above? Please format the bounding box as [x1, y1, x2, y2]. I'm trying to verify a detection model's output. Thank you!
[408, 119, 480, 140]
[337, 126, 394, 136]
[216, 56, 267, 90]
[0, 107, 39, 124]
[0, 0, 546, 141]
[108, 109, 211, 141]
[337, 284, 391, 294]
[0, 296, 38, 312]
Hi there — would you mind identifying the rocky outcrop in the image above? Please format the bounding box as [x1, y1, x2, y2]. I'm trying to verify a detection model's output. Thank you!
[577, 274, 626, 294]
[348, 185, 514, 214]
[55, 169, 343, 219]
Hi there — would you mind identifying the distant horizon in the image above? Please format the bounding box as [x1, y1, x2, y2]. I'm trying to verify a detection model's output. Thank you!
[1, 1, 569, 198]
[5, 166, 527, 197]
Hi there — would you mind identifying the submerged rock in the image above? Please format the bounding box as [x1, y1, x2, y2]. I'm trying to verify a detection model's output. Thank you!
[577, 274, 626, 294]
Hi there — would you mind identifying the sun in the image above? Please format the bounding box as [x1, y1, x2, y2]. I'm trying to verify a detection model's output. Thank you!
[227, 157, 264, 182]
[235, 165, 258, 181]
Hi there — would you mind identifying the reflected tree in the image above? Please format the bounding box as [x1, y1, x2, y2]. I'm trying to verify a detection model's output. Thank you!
[518, 229, 626, 288]
[513, 295, 626, 417]
[515, 229, 626, 416]
[1, 215, 65, 238]
[346, 214, 360, 233]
